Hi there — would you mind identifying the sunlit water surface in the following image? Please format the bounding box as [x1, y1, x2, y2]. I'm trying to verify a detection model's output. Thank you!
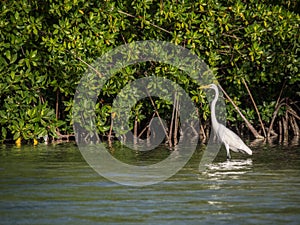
[0, 142, 299, 225]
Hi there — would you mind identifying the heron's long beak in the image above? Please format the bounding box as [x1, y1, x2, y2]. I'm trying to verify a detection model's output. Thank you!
[199, 85, 211, 89]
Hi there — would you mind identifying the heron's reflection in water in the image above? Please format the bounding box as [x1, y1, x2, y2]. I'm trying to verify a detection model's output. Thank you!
[200, 158, 253, 181]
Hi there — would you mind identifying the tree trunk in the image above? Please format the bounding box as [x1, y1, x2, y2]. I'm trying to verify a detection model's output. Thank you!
[267, 101, 285, 138]
[278, 119, 282, 143]
[56, 89, 60, 120]
[289, 115, 299, 137]
[147, 91, 171, 147]
[169, 93, 177, 147]
[134, 115, 138, 145]
[173, 98, 179, 146]
[282, 113, 289, 142]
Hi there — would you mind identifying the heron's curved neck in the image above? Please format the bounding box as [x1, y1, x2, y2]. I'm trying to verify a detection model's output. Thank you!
[211, 86, 219, 130]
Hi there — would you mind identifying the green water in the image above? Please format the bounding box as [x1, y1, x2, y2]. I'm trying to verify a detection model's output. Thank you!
[0, 142, 299, 225]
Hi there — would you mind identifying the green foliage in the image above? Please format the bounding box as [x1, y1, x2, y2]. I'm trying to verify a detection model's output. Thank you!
[0, 0, 299, 142]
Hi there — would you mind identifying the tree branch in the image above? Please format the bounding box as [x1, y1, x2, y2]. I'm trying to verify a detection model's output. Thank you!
[219, 84, 264, 139]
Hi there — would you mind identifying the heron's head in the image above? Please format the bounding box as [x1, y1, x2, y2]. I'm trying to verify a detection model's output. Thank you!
[200, 83, 217, 90]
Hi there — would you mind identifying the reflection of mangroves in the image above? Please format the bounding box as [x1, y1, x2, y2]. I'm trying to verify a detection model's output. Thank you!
[1, 0, 299, 145]
[15, 137, 41, 146]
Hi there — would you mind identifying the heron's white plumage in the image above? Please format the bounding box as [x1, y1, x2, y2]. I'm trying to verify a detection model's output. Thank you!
[205, 84, 252, 159]
[217, 124, 252, 155]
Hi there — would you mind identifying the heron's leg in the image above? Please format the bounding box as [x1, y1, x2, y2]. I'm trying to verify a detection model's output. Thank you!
[225, 143, 231, 160]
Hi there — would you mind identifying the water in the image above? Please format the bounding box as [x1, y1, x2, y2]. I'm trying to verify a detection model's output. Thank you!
[0, 142, 299, 225]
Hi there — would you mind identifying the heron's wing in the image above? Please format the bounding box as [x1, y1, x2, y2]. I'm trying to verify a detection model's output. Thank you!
[218, 125, 252, 155]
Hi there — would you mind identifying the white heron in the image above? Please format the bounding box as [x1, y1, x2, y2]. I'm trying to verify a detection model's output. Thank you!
[201, 84, 252, 159]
